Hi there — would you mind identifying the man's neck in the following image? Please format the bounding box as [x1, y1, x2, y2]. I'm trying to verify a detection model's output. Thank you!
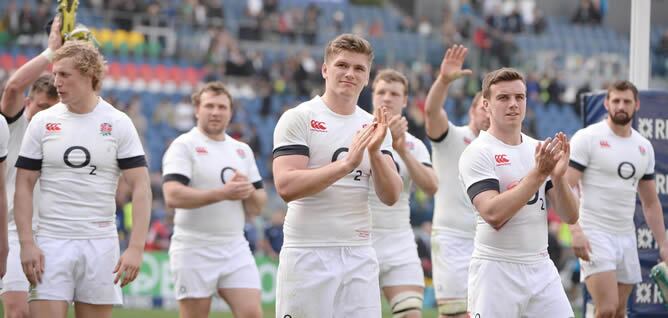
[468, 122, 481, 137]
[321, 91, 357, 115]
[198, 126, 226, 141]
[67, 94, 99, 114]
[488, 124, 522, 145]
[606, 118, 632, 137]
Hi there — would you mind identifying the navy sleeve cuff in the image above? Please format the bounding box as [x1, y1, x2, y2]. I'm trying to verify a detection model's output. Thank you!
[467, 178, 500, 202]
[642, 173, 655, 180]
[568, 160, 586, 172]
[428, 129, 449, 143]
[273, 145, 309, 158]
[15, 156, 42, 171]
[253, 180, 264, 189]
[163, 173, 190, 185]
[118, 155, 147, 170]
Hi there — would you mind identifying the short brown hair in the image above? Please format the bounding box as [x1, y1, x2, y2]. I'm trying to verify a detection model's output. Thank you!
[482, 68, 525, 99]
[52, 40, 106, 91]
[324, 33, 374, 64]
[29, 75, 58, 100]
[607, 80, 638, 101]
[191, 81, 233, 108]
[372, 69, 408, 95]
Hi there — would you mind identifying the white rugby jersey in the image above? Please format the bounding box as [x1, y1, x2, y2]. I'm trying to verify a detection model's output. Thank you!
[430, 123, 477, 238]
[369, 132, 431, 230]
[4, 110, 40, 231]
[163, 128, 263, 250]
[570, 120, 655, 234]
[273, 95, 394, 247]
[459, 131, 552, 264]
[16, 99, 146, 239]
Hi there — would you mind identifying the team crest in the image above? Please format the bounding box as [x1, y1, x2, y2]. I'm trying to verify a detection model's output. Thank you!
[100, 123, 112, 136]
[237, 148, 246, 159]
[405, 141, 415, 150]
[639, 145, 646, 155]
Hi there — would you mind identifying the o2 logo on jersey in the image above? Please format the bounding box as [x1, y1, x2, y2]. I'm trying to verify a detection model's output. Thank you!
[617, 161, 636, 180]
[507, 179, 545, 211]
[63, 146, 97, 175]
[331, 147, 363, 181]
[220, 167, 237, 184]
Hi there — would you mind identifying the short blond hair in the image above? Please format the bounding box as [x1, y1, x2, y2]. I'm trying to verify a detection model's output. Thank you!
[324, 33, 374, 63]
[372, 69, 408, 96]
[53, 40, 106, 91]
[482, 68, 525, 99]
[191, 81, 233, 108]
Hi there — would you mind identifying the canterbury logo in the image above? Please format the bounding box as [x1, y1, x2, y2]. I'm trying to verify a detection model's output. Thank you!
[600, 140, 610, 148]
[45, 123, 61, 132]
[310, 120, 327, 131]
[495, 154, 510, 165]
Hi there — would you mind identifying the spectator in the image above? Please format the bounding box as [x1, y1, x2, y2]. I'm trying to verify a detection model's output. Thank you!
[399, 15, 415, 32]
[571, 0, 601, 24]
[172, 96, 195, 134]
[303, 4, 320, 45]
[368, 19, 384, 38]
[332, 10, 345, 33]
[654, 30, 668, 76]
[417, 16, 432, 36]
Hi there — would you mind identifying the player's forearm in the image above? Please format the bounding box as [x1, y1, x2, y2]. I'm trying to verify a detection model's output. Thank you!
[475, 169, 548, 229]
[1, 56, 51, 116]
[243, 189, 267, 216]
[370, 152, 402, 205]
[643, 201, 667, 246]
[549, 178, 579, 224]
[14, 188, 35, 245]
[0, 188, 8, 251]
[127, 184, 151, 250]
[164, 184, 225, 209]
[397, 150, 437, 196]
[424, 76, 450, 139]
[274, 159, 352, 202]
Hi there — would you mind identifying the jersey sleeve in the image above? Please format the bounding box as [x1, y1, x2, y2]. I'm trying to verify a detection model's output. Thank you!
[459, 145, 499, 202]
[568, 128, 590, 171]
[411, 137, 432, 166]
[115, 114, 147, 169]
[15, 113, 45, 170]
[244, 144, 264, 189]
[642, 142, 656, 180]
[162, 137, 193, 185]
[0, 116, 9, 161]
[273, 108, 309, 158]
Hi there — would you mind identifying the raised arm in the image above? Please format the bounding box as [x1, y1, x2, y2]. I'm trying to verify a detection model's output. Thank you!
[424, 44, 472, 140]
[1, 17, 62, 117]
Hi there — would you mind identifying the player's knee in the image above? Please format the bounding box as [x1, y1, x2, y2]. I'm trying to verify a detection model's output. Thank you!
[437, 298, 467, 317]
[390, 291, 423, 318]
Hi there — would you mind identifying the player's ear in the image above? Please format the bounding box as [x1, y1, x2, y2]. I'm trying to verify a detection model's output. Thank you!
[321, 62, 328, 79]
